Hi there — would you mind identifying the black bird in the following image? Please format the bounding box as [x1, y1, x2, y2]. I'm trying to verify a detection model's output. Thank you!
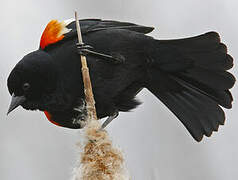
[7, 19, 235, 141]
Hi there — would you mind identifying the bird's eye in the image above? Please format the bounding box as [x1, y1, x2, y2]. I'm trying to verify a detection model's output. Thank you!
[22, 83, 30, 91]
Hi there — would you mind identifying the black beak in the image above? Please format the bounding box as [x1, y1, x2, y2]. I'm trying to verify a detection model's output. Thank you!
[7, 93, 26, 115]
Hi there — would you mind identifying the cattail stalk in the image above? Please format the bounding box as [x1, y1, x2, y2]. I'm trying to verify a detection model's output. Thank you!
[75, 11, 97, 120]
[72, 12, 130, 180]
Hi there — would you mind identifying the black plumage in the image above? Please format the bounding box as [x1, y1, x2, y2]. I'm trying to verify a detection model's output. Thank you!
[7, 19, 235, 141]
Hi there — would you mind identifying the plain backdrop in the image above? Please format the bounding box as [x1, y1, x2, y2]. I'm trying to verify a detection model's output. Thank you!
[0, 0, 237, 180]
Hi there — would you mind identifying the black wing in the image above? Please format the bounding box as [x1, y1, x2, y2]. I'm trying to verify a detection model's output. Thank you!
[64, 19, 154, 40]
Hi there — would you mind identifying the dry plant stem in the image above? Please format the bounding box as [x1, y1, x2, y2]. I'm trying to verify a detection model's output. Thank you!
[75, 11, 97, 120]
[73, 11, 130, 180]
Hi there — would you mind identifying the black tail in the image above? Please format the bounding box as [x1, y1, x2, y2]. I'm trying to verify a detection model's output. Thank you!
[146, 32, 235, 141]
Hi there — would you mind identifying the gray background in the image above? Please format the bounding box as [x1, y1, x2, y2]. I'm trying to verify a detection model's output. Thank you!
[0, 0, 237, 180]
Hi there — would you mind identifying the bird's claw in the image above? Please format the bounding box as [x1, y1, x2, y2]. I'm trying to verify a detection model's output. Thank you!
[101, 111, 119, 129]
[76, 43, 94, 56]
[76, 43, 125, 64]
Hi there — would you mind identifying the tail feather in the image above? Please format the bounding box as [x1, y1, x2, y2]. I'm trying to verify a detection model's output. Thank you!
[146, 32, 235, 141]
[159, 32, 221, 50]
[189, 50, 233, 70]
[179, 67, 234, 90]
[176, 71, 233, 108]
[147, 71, 226, 141]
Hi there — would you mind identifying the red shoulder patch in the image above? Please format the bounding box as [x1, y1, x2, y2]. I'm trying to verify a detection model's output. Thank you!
[40, 20, 71, 49]
[44, 111, 62, 127]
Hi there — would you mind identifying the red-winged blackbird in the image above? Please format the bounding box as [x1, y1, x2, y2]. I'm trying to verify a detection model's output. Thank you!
[7, 19, 235, 141]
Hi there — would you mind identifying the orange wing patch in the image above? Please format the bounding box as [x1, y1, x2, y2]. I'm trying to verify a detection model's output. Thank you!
[40, 20, 72, 49]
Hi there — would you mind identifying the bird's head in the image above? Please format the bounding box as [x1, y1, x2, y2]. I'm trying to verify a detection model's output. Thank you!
[6, 19, 87, 128]
[7, 49, 86, 129]
[7, 50, 57, 114]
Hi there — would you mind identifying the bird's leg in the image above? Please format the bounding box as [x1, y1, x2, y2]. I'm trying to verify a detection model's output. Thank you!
[76, 43, 125, 64]
[101, 111, 119, 129]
